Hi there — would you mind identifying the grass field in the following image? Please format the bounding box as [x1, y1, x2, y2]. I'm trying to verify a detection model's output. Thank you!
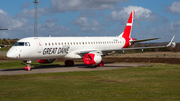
[0, 61, 180, 101]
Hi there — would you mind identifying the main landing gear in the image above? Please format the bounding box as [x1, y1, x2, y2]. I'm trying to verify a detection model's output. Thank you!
[24, 60, 32, 71]
[65, 60, 104, 67]
[96, 61, 104, 67]
[65, 60, 74, 66]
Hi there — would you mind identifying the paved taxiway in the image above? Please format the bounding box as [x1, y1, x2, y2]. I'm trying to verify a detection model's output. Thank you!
[0, 63, 148, 76]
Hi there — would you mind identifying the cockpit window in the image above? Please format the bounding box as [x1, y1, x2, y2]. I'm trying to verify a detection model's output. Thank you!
[14, 42, 30, 46]
[25, 42, 30, 46]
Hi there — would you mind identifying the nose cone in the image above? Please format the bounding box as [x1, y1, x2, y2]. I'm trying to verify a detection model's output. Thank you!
[6, 48, 16, 59]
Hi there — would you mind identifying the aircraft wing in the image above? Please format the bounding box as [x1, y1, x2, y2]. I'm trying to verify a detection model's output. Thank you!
[76, 50, 97, 55]
[130, 37, 162, 43]
[0, 29, 10, 30]
[102, 36, 175, 52]
[76, 36, 175, 55]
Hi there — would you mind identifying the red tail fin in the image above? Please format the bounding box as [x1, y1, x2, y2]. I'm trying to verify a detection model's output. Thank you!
[121, 11, 135, 38]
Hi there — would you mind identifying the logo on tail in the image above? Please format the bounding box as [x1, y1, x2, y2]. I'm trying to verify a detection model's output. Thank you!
[118, 11, 135, 48]
[119, 11, 135, 38]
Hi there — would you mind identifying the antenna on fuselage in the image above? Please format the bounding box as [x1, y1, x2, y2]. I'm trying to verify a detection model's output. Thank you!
[34, 0, 38, 37]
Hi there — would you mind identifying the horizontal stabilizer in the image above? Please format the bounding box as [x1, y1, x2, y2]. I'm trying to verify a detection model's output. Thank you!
[130, 37, 162, 43]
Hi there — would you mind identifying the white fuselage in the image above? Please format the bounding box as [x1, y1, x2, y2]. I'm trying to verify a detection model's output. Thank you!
[6, 37, 126, 60]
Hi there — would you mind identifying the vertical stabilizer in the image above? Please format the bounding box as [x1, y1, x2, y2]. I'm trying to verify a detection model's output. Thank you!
[120, 11, 135, 38]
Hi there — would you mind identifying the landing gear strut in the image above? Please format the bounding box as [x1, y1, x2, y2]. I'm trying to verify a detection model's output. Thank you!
[65, 60, 74, 66]
[24, 60, 32, 71]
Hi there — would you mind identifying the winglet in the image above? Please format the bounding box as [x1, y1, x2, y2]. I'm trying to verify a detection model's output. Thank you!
[166, 35, 175, 47]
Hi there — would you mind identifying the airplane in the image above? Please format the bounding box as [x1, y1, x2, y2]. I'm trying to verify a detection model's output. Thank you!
[6, 11, 176, 71]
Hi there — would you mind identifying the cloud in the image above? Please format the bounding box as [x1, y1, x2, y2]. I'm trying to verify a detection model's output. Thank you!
[71, 17, 102, 33]
[0, 9, 34, 38]
[170, 20, 180, 32]
[109, 5, 158, 23]
[50, 0, 128, 12]
[14, 7, 49, 19]
[20, 2, 30, 9]
[134, 20, 180, 42]
[0, 9, 74, 38]
[39, 18, 72, 36]
[0, 9, 8, 15]
[169, 1, 180, 14]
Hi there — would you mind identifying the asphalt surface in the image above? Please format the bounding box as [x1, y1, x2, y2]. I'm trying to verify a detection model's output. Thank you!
[0, 63, 148, 76]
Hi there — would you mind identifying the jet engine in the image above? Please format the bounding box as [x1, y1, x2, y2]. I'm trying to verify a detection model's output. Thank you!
[83, 53, 102, 65]
[37, 59, 55, 64]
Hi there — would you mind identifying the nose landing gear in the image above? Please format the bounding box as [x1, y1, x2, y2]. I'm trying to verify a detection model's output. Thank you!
[24, 60, 32, 71]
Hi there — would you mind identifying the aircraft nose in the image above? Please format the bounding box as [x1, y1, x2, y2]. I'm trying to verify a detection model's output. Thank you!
[6, 50, 16, 59]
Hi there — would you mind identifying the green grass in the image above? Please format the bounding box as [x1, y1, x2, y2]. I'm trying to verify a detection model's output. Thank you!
[0, 62, 180, 101]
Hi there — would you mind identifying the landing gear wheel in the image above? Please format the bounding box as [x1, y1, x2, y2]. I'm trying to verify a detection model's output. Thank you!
[25, 66, 31, 71]
[65, 60, 74, 66]
[24, 60, 32, 71]
[96, 61, 104, 67]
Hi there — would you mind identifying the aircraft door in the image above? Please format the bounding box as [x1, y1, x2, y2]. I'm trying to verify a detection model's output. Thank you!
[35, 38, 43, 53]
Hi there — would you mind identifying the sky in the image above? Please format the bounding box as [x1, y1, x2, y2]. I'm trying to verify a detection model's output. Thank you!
[0, 0, 180, 42]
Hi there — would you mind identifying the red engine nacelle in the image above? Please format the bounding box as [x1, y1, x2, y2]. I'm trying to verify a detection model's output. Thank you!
[37, 59, 55, 64]
[83, 53, 102, 65]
